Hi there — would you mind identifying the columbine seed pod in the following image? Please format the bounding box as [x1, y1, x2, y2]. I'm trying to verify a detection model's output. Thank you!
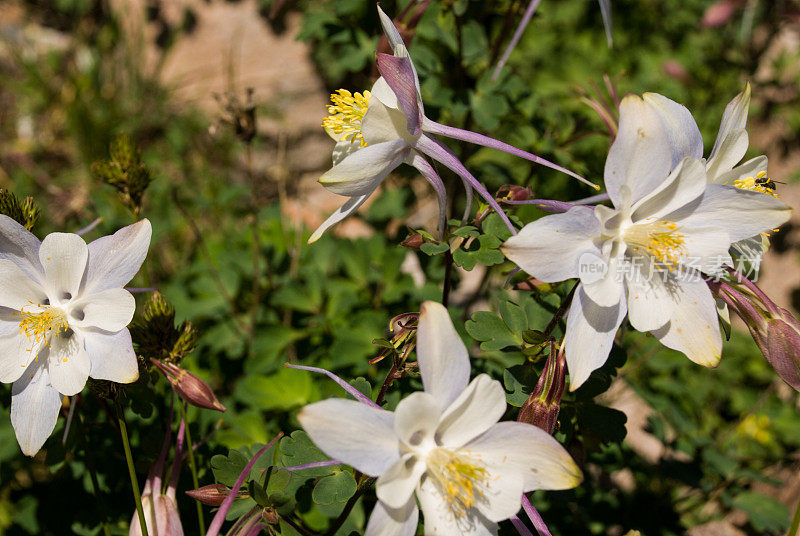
[152, 359, 227, 412]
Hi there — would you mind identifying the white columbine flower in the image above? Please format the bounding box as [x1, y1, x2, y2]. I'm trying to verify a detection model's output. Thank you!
[0, 216, 151, 455]
[502, 93, 790, 390]
[298, 301, 581, 536]
[310, 6, 592, 243]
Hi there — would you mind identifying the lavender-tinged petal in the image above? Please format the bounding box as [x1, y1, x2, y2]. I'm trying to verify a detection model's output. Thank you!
[284, 363, 380, 408]
[206, 433, 283, 536]
[521, 494, 554, 536]
[376, 54, 421, 136]
[414, 134, 517, 235]
[409, 152, 447, 239]
[421, 118, 598, 189]
[284, 459, 343, 472]
[510, 514, 535, 536]
[502, 199, 577, 213]
[490, 0, 544, 81]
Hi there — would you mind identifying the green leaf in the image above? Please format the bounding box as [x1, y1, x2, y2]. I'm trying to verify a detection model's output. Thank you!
[279, 431, 336, 477]
[234, 367, 316, 411]
[420, 242, 449, 256]
[312, 470, 357, 506]
[729, 491, 790, 532]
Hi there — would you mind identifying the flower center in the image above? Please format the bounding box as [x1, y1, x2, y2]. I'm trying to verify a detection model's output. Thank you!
[624, 220, 686, 268]
[321, 89, 371, 147]
[16, 302, 69, 349]
[733, 171, 780, 198]
[426, 448, 489, 517]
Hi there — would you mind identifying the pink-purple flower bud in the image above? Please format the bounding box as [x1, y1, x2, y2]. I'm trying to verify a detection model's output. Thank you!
[152, 359, 227, 412]
[518, 344, 566, 434]
[185, 483, 232, 506]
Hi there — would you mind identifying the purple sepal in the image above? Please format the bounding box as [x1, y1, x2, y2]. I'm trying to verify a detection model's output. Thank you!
[422, 118, 598, 190]
[510, 514, 535, 536]
[409, 152, 447, 239]
[205, 433, 284, 536]
[376, 53, 422, 135]
[284, 363, 381, 409]
[521, 493, 554, 536]
[414, 134, 517, 235]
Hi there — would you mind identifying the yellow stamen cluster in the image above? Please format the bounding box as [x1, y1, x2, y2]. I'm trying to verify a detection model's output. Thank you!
[321, 89, 371, 147]
[626, 221, 686, 268]
[15, 302, 69, 350]
[427, 449, 489, 517]
[734, 171, 780, 198]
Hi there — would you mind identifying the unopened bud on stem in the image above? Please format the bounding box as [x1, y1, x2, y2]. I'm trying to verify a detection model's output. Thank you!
[152, 359, 227, 412]
[518, 343, 566, 434]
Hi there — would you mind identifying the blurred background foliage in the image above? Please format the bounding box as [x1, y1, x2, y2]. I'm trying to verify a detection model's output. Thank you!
[0, 0, 800, 535]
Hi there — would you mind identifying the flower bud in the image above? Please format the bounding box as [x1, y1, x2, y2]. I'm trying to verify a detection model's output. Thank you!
[185, 483, 232, 506]
[757, 309, 800, 392]
[401, 233, 424, 249]
[496, 184, 532, 202]
[130, 493, 183, 536]
[701, 0, 739, 28]
[518, 344, 565, 434]
[152, 359, 226, 412]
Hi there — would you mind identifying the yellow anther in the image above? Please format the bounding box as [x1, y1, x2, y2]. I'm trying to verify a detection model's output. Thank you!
[426, 449, 489, 517]
[734, 171, 780, 198]
[18, 302, 69, 345]
[322, 89, 371, 147]
[625, 220, 686, 268]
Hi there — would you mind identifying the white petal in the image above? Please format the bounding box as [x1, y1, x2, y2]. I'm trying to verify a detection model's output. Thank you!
[417, 478, 497, 536]
[365, 498, 419, 536]
[0, 214, 44, 284]
[707, 85, 751, 177]
[624, 268, 674, 332]
[631, 157, 707, 222]
[69, 288, 135, 332]
[651, 276, 722, 367]
[362, 95, 417, 146]
[713, 155, 767, 186]
[474, 470, 524, 524]
[332, 139, 362, 166]
[669, 184, 791, 243]
[436, 375, 506, 448]
[84, 328, 139, 383]
[0, 332, 35, 383]
[376, 453, 426, 509]
[501, 207, 601, 282]
[297, 398, 399, 476]
[643, 92, 703, 162]
[83, 219, 152, 295]
[468, 422, 582, 493]
[604, 94, 677, 207]
[394, 391, 441, 449]
[417, 301, 470, 410]
[47, 331, 91, 396]
[11, 362, 62, 456]
[679, 226, 732, 275]
[39, 233, 88, 302]
[0, 259, 47, 310]
[564, 285, 627, 391]
[308, 194, 371, 244]
[370, 77, 400, 109]
[319, 139, 408, 196]
[581, 253, 625, 307]
[706, 130, 748, 180]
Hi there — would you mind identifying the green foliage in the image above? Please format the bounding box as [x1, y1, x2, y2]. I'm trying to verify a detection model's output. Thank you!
[91, 133, 153, 216]
[0, 190, 40, 230]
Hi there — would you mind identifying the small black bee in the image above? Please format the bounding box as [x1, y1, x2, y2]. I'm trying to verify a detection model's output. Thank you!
[754, 172, 783, 191]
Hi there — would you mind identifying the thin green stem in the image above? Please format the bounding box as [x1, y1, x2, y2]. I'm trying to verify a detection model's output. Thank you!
[179, 402, 206, 534]
[118, 410, 149, 536]
[788, 496, 800, 536]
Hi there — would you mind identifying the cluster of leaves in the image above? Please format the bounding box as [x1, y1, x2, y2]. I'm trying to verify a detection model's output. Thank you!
[91, 133, 154, 216]
[0, 189, 40, 230]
